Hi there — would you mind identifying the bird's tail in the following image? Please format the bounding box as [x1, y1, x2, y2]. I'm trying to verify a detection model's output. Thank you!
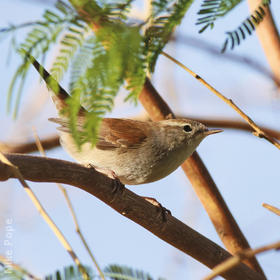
[26, 53, 85, 116]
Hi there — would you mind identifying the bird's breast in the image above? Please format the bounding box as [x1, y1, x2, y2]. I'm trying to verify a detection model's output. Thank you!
[59, 132, 194, 185]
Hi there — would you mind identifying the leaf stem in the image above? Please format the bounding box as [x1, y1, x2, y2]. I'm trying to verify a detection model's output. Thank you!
[162, 51, 280, 150]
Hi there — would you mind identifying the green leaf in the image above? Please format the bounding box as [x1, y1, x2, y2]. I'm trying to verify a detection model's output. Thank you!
[104, 264, 154, 280]
[145, 0, 194, 72]
[196, 0, 243, 33]
[5, 2, 80, 116]
[5, 0, 198, 147]
[221, 0, 271, 52]
[44, 265, 93, 280]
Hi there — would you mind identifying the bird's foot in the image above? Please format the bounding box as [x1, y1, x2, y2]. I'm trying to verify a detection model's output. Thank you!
[111, 177, 125, 194]
[143, 196, 171, 222]
[87, 164, 124, 198]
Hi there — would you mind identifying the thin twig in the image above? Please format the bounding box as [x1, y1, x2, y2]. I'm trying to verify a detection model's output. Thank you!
[0, 255, 40, 280]
[174, 34, 280, 87]
[262, 203, 280, 216]
[162, 51, 280, 150]
[0, 152, 89, 280]
[204, 241, 280, 280]
[32, 128, 105, 280]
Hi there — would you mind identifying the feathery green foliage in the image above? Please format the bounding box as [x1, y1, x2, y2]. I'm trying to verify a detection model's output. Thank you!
[44, 265, 93, 280]
[0, 263, 166, 280]
[43, 264, 165, 280]
[0, 261, 31, 279]
[3, 0, 274, 139]
[50, 22, 90, 82]
[145, 0, 194, 72]
[7, 0, 269, 143]
[221, 0, 271, 52]
[196, 0, 271, 52]
[6, 0, 80, 117]
[104, 264, 165, 280]
[0, 269, 23, 279]
[4, 0, 193, 146]
[196, 0, 243, 33]
[64, 22, 145, 145]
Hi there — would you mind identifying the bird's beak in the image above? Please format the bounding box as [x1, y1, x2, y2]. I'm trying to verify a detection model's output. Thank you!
[204, 128, 223, 136]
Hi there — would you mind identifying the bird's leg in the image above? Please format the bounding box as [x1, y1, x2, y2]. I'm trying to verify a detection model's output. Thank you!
[87, 164, 124, 196]
[143, 196, 171, 222]
[111, 177, 125, 194]
[109, 176, 125, 203]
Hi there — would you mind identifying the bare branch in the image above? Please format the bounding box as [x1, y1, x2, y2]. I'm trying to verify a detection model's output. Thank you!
[204, 240, 280, 280]
[57, 3, 264, 272]
[139, 79, 265, 276]
[19, 2, 265, 276]
[0, 153, 266, 280]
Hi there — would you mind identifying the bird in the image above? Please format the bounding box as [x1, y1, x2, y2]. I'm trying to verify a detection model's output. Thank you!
[29, 55, 222, 185]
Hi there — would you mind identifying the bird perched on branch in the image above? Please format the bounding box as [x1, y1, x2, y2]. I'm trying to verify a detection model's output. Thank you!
[29, 54, 222, 185]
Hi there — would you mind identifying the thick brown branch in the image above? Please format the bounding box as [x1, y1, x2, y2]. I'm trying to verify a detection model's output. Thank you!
[139, 79, 265, 276]
[0, 153, 265, 280]
[31, 1, 264, 276]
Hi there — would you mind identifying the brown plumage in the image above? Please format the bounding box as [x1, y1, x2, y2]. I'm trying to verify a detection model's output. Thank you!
[30, 55, 222, 185]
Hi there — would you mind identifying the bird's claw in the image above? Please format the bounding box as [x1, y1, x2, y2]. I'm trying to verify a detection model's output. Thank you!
[143, 196, 171, 222]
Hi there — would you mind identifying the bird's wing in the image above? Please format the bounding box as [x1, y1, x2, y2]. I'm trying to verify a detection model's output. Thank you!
[49, 117, 149, 150]
[97, 118, 148, 150]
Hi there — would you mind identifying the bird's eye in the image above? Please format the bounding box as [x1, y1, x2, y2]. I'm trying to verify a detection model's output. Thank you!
[183, 125, 192, 132]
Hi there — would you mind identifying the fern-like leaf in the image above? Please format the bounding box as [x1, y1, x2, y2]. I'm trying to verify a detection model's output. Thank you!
[44, 265, 93, 280]
[104, 264, 154, 280]
[50, 21, 90, 81]
[104, 0, 134, 21]
[0, 260, 35, 280]
[196, 0, 243, 33]
[221, 0, 271, 52]
[6, 1, 80, 117]
[6, 0, 198, 146]
[145, 0, 194, 72]
[66, 22, 146, 144]
[6, 0, 148, 145]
